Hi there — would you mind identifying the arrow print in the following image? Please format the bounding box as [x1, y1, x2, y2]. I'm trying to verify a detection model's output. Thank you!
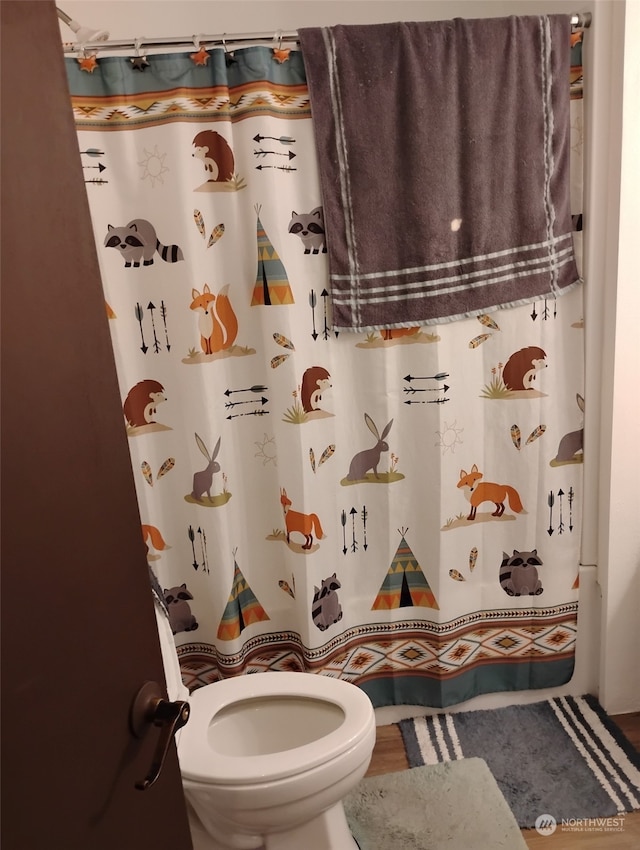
[404, 372, 450, 382]
[350, 506, 358, 553]
[147, 301, 161, 353]
[253, 148, 296, 160]
[568, 487, 575, 532]
[404, 397, 450, 405]
[160, 300, 170, 352]
[255, 164, 297, 172]
[309, 290, 318, 340]
[226, 409, 270, 420]
[404, 384, 450, 394]
[548, 490, 555, 536]
[224, 385, 268, 396]
[135, 302, 148, 354]
[225, 397, 269, 409]
[252, 134, 296, 145]
[188, 525, 198, 571]
[198, 527, 210, 573]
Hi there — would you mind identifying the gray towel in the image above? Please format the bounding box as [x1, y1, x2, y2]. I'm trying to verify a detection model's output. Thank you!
[299, 16, 581, 332]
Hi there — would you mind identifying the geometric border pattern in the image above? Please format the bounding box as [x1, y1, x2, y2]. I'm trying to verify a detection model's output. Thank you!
[178, 602, 578, 693]
[71, 84, 311, 130]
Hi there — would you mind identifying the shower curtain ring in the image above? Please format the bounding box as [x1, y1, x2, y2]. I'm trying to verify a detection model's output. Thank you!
[222, 35, 236, 66]
[76, 42, 98, 73]
[271, 29, 291, 64]
[130, 37, 149, 71]
[190, 34, 210, 66]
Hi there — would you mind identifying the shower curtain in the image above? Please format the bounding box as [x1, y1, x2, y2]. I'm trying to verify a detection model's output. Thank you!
[64, 30, 584, 708]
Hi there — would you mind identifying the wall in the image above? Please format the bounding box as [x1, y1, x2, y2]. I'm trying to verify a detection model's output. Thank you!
[595, 0, 640, 715]
[58, 0, 639, 715]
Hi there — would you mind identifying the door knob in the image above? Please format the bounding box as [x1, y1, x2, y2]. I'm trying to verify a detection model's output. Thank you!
[130, 681, 190, 791]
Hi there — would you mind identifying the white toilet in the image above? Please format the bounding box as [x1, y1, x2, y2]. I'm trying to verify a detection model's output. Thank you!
[153, 596, 376, 850]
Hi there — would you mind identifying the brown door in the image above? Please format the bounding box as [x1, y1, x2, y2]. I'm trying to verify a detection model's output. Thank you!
[1, 3, 193, 849]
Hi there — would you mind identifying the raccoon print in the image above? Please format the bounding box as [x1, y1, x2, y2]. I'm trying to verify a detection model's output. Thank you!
[288, 207, 327, 254]
[104, 219, 184, 267]
[499, 549, 543, 596]
[163, 583, 199, 634]
[312, 573, 343, 631]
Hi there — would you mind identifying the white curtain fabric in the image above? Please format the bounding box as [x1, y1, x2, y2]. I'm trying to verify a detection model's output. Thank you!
[65, 34, 584, 708]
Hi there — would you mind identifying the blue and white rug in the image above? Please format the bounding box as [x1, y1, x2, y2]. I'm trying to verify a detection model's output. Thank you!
[398, 694, 640, 828]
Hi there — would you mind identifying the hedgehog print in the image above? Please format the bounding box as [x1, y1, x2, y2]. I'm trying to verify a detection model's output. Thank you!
[480, 347, 548, 399]
[123, 379, 172, 436]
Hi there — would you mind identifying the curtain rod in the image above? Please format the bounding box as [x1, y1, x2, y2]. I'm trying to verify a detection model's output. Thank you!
[60, 12, 591, 55]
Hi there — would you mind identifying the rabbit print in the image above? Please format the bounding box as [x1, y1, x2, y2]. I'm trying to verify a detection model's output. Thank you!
[346, 414, 394, 481]
[551, 394, 584, 466]
[191, 434, 221, 501]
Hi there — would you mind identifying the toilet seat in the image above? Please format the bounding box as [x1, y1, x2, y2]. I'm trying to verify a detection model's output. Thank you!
[178, 672, 374, 786]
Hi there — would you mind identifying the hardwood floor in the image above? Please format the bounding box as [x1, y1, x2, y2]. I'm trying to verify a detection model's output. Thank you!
[366, 712, 640, 849]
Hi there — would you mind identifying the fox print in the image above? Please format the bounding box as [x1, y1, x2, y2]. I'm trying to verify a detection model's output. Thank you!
[190, 284, 238, 354]
[457, 465, 524, 521]
[280, 488, 324, 550]
[104, 219, 184, 267]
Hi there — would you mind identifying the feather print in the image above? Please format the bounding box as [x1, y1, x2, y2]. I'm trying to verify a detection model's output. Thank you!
[449, 569, 466, 582]
[279, 580, 295, 599]
[318, 444, 335, 467]
[526, 425, 547, 444]
[273, 332, 295, 350]
[193, 210, 205, 237]
[511, 424, 522, 450]
[469, 333, 492, 349]
[309, 448, 316, 473]
[469, 547, 478, 572]
[478, 314, 500, 330]
[157, 457, 175, 479]
[207, 223, 225, 247]
[270, 354, 290, 369]
[141, 461, 153, 486]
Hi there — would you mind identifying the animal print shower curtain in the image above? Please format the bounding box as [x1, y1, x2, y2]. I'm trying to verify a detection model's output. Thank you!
[65, 30, 585, 708]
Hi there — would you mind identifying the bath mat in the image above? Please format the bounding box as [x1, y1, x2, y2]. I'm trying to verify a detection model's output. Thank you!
[344, 758, 527, 850]
[398, 694, 640, 828]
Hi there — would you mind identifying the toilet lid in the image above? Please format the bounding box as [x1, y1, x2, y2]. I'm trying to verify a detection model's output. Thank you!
[177, 672, 374, 785]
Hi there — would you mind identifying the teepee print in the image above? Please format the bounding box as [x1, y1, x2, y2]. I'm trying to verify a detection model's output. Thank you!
[217, 551, 270, 640]
[251, 204, 294, 306]
[372, 532, 439, 610]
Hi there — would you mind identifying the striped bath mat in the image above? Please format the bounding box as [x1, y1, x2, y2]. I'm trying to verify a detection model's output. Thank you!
[398, 694, 640, 829]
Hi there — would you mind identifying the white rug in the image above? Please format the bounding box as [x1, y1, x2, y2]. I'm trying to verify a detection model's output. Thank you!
[344, 758, 527, 850]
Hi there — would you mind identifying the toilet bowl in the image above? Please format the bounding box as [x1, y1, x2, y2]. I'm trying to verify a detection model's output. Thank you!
[153, 596, 376, 850]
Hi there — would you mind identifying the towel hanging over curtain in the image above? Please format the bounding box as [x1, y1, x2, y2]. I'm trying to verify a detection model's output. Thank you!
[299, 15, 581, 332]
